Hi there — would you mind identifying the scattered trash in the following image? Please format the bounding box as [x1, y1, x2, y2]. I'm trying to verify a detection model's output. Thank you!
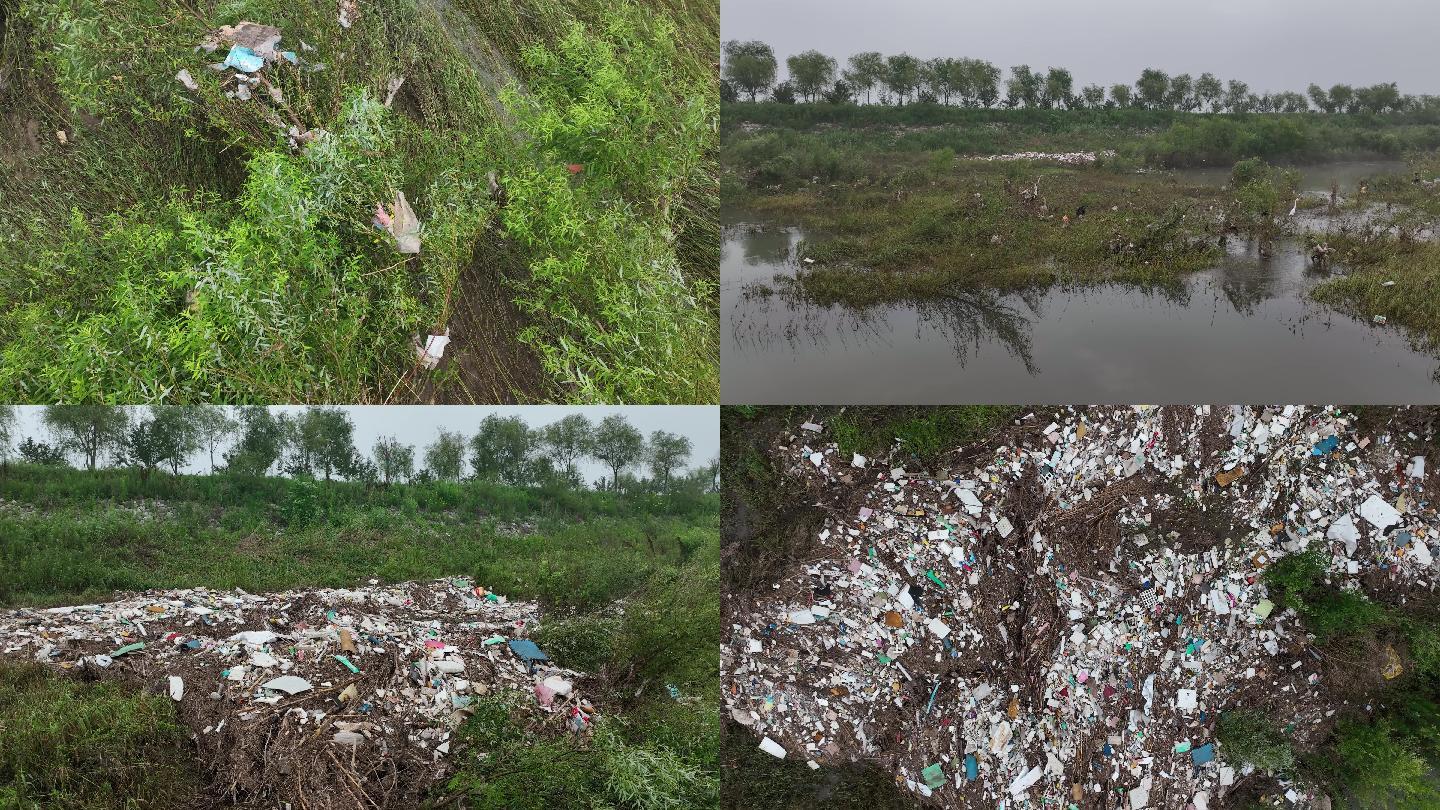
[262, 675, 314, 695]
[176, 68, 198, 91]
[1, 577, 594, 805]
[415, 329, 450, 370]
[724, 406, 1440, 807]
[758, 736, 787, 759]
[338, 0, 359, 29]
[374, 191, 422, 254]
[384, 76, 405, 108]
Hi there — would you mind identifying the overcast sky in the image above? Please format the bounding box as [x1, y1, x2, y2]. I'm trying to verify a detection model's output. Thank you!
[723, 0, 1440, 95]
[8, 407, 717, 483]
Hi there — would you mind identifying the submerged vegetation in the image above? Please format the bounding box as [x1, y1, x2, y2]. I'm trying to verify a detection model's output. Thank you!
[0, 0, 718, 404]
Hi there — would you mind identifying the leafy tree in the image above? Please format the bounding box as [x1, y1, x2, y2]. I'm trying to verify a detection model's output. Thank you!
[770, 81, 796, 104]
[540, 414, 592, 484]
[1224, 79, 1251, 112]
[425, 429, 467, 481]
[647, 431, 692, 487]
[1006, 64, 1040, 108]
[971, 59, 1001, 108]
[1080, 84, 1106, 109]
[786, 50, 836, 103]
[1109, 83, 1133, 108]
[149, 405, 200, 475]
[820, 79, 853, 105]
[225, 407, 287, 477]
[592, 414, 645, 492]
[1355, 82, 1401, 114]
[882, 54, 921, 105]
[41, 406, 130, 471]
[1328, 83, 1356, 113]
[17, 438, 67, 467]
[192, 406, 237, 473]
[372, 436, 414, 485]
[918, 58, 947, 104]
[1136, 68, 1170, 108]
[721, 40, 777, 101]
[843, 51, 885, 104]
[471, 415, 536, 485]
[1275, 91, 1310, 114]
[121, 417, 171, 481]
[1308, 83, 1335, 113]
[719, 79, 738, 103]
[1042, 67, 1073, 109]
[1195, 72, 1224, 112]
[1167, 73, 1195, 110]
[292, 407, 358, 481]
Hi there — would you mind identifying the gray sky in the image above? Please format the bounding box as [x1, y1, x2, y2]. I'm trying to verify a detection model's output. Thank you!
[723, 0, 1440, 95]
[7, 406, 717, 484]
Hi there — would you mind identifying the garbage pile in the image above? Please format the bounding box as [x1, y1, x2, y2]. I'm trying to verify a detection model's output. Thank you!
[1, 577, 594, 808]
[974, 150, 1118, 166]
[724, 406, 1439, 809]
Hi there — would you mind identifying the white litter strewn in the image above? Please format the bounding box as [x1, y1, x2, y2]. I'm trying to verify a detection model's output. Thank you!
[417, 329, 451, 370]
[759, 736, 788, 759]
[723, 406, 1438, 808]
[1359, 493, 1402, 531]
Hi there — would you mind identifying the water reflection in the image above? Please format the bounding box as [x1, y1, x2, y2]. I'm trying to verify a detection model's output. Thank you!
[722, 215, 1440, 403]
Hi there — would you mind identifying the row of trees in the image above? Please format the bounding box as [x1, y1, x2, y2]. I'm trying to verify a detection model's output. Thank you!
[721, 42, 1419, 115]
[0, 407, 714, 493]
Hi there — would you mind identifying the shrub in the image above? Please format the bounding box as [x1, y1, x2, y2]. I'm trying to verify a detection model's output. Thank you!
[1217, 709, 1295, 773]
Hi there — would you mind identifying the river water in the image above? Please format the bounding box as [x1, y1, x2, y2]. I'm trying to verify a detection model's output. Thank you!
[723, 162, 1440, 403]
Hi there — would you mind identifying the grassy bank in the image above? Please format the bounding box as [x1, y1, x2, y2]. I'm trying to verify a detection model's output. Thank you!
[0, 0, 718, 404]
[1308, 156, 1440, 350]
[0, 463, 720, 808]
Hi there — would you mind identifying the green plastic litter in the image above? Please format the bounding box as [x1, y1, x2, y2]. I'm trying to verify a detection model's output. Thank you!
[334, 655, 361, 674]
[111, 642, 145, 657]
[1174, 741, 1192, 753]
[484, 593, 500, 602]
[878, 655, 893, 664]
[922, 763, 945, 789]
[926, 570, 947, 589]
[482, 636, 506, 646]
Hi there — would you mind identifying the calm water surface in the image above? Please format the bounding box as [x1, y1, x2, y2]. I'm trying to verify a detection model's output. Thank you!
[722, 162, 1440, 403]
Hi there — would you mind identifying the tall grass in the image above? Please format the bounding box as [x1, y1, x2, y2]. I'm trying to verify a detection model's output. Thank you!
[0, 464, 718, 611]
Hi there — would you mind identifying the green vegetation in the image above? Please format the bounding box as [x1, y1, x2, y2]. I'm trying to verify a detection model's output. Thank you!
[1309, 719, 1440, 809]
[0, 662, 200, 809]
[1217, 709, 1297, 774]
[1263, 547, 1390, 640]
[0, 0, 717, 404]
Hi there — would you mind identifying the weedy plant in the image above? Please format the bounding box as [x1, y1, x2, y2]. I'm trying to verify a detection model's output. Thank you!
[0, 0, 717, 404]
